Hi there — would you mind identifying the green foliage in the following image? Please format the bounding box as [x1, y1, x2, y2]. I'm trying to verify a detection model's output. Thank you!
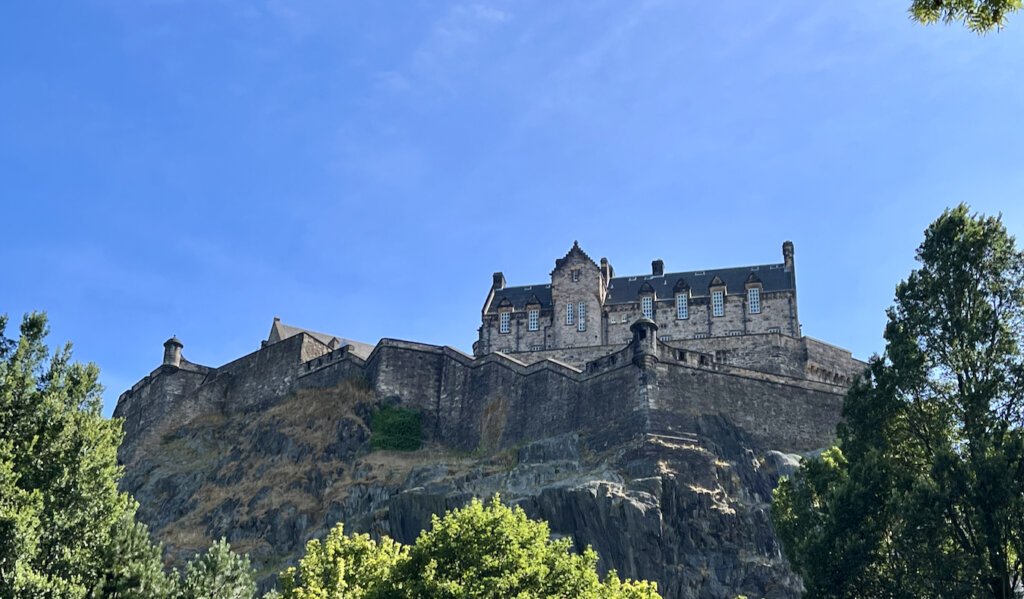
[89, 513, 177, 599]
[369, 404, 422, 452]
[281, 496, 660, 599]
[181, 538, 256, 599]
[773, 206, 1024, 598]
[910, 0, 1021, 32]
[0, 311, 173, 598]
[280, 524, 406, 598]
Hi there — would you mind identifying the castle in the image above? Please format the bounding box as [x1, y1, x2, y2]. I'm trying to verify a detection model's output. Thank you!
[476, 241, 799, 358]
[115, 243, 864, 470]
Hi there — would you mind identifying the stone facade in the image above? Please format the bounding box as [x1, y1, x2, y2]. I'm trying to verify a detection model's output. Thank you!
[116, 312, 864, 474]
[476, 241, 800, 359]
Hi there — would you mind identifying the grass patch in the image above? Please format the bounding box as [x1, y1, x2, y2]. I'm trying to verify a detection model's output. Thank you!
[370, 404, 422, 451]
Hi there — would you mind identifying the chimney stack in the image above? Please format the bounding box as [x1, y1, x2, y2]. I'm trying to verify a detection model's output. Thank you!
[652, 259, 664, 276]
[782, 241, 794, 272]
[600, 257, 614, 281]
[492, 272, 506, 290]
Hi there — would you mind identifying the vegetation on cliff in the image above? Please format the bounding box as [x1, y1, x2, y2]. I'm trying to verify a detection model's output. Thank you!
[773, 205, 1024, 598]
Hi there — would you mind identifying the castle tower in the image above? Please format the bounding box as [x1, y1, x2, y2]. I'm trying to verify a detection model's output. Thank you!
[163, 336, 183, 368]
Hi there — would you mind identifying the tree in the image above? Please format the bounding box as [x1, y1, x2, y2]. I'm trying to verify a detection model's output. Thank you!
[180, 539, 256, 599]
[281, 497, 660, 599]
[772, 205, 1024, 598]
[280, 524, 405, 598]
[910, 0, 1022, 32]
[0, 312, 174, 598]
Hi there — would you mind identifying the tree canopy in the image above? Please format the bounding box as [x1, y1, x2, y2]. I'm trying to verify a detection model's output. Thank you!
[0, 312, 260, 599]
[772, 205, 1024, 598]
[0, 311, 174, 598]
[910, 0, 1021, 32]
[281, 496, 661, 599]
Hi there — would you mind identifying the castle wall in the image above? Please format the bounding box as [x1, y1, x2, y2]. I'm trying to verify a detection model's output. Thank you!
[117, 327, 852, 470]
[653, 361, 841, 452]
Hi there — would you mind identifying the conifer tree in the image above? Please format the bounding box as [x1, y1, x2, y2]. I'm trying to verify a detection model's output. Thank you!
[0, 312, 173, 598]
[773, 205, 1024, 598]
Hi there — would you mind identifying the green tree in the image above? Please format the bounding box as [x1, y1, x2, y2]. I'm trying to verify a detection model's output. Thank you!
[280, 524, 406, 598]
[281, 497, 660, 599]
[773, 205, 1024, 598]
[910, 0, 1021, 32]
[180, 538, 256, 599]
[0, 312, 174, 599]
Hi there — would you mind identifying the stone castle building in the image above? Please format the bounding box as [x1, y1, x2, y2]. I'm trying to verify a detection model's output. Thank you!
[117, 240, 863, 464]
[476, 242, 798, 357]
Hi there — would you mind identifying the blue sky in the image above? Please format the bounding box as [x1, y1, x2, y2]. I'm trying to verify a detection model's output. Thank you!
[2, 1, 1022, 418]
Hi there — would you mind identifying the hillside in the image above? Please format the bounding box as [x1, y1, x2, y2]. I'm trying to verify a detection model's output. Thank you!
[120, 377, 807, 598]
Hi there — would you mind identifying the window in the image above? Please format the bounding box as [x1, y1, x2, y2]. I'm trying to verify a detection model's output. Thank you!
[572, 269, 580, 281]
[530, 345, 543, 351]
[695, 333, 708, 339]
[528, 309, 539, 331]
[768, 327, 781, 334]
[712, 290, 724, 316]
[748, 288, 760, 314]
[676, 294, 688, 319]
[728, 330, 742, 337]
[566, 303, 574, 325]
[641, 296, 653, 319]
[620, 314, 627, 323]
[499, 312, 511, 334]
[577, 302, 586, 331]
[659, 336, 671, 342]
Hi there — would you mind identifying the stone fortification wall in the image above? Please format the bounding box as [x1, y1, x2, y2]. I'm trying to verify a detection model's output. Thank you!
[116, 330, 852, 469]
[667, 332, 864, 385]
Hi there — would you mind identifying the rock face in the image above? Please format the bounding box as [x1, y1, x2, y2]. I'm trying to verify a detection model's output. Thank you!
[119, 378, 807, 598]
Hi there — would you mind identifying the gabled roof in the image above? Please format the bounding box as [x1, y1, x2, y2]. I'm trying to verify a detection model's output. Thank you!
[268, 320, 375, 359]
[552, 241, 599, 272]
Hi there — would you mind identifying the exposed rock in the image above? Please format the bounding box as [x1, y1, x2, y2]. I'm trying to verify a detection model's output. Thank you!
[119, 383, 811, 598]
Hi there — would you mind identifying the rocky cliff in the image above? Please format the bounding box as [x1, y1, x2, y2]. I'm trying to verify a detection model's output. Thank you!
[119, 377, 809, 599]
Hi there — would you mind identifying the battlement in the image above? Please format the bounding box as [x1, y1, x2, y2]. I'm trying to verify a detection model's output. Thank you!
[115, 316, 864, 471]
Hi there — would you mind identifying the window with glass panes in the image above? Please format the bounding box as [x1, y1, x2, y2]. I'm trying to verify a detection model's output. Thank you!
[641, 296, 653, 319]
[499, 312, 511, 333]
[712, 290, 724, 316]
[577, 302, 586, 331]
[748, 288, 760, 314]
[528, 309, 539, 331]
[676, 294, 688, 319]
[566, 303, 574, 325]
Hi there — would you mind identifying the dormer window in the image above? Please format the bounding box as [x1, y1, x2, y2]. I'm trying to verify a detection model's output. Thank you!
[748, 288, 761, 314]
[676, 294, 688, 319]
[528, 309, 539, 331]
[712, 290, 724, 317]
[566, 303, 574, 325]
[577, 302, 586, 331]
[641, 296, 653, 319]
[499, 311, 511, 334]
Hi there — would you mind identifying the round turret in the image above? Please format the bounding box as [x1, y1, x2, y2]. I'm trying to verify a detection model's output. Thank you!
[630, 318, 659, 368]
[163, 336, 183, 368]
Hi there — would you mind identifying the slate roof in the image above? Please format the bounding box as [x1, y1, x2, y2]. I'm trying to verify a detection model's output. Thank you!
[605, 264, 792, 304]
[486, 263, 792, 313]
[487, 285, 554, 312]
[269, 321, 376, 359]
